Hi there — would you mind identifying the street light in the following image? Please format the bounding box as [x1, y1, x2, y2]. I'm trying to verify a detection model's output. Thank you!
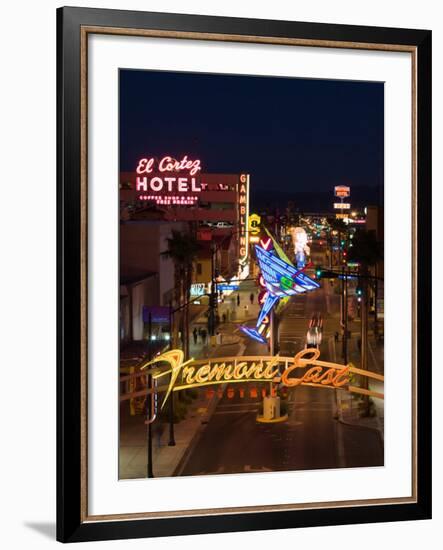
[207, 228, 250, 336]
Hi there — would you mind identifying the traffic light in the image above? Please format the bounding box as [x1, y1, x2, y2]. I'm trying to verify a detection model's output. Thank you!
[315, 267, 322, 278]
[210, 290, 218, 308]
[356, 287, 362, 297]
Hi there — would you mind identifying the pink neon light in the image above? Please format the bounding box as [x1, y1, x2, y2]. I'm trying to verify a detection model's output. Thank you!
[138, 194, 198, 205]
[136, 155, 201, 176]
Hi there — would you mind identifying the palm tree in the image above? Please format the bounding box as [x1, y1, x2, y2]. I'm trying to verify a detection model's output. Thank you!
[327, 217, 347, 266]
[161, 229, 200, 359]
[347, 229, 383, 414]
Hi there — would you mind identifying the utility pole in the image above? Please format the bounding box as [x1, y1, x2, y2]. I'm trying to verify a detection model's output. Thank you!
[146, 312, 154, 478]
[168, 301, 176, 446]
[361, 271, 369, 413]
[146, 372, 154, 477]
[342, 269, 348, 364]
[269, 309, 275, 396]
[208, 242, 217, 336]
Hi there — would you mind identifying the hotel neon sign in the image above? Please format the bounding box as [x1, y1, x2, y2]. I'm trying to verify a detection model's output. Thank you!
[139, 347, 384, 409]
[135, 155, 203, 201]
[136, 155, 202, 176]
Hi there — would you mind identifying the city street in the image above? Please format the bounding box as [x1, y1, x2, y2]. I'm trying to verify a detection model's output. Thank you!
[120, 236, 384, 479]
[179, 383, 383, 476]
[178, 265, 384, 477]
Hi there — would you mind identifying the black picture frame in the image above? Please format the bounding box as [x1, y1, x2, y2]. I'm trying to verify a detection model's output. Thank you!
[57, 6, 432, 543]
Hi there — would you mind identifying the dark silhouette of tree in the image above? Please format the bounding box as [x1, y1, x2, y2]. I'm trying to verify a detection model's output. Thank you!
[348, 228, 383, 415]
[161, 229, 200, 359]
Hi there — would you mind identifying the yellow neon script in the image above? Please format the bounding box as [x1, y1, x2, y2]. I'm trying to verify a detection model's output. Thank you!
[141, 347, 383, 407]
[279, 348, 350, 388]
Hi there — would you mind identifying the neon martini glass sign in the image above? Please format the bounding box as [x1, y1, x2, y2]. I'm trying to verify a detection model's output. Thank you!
[240, 243, 320, 344]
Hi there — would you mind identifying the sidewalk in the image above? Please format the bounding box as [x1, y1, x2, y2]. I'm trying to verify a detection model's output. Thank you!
[329, 336, 384, 440]
[189, 280, 262, 335]
[119, 332, 245, 479]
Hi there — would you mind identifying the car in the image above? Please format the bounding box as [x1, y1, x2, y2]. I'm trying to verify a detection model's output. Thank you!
[215, 221, 233, 228]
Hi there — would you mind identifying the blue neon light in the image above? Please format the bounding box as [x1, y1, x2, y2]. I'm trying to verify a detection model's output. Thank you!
[239, 326, 268, 344]
[240, 244, 320, 345]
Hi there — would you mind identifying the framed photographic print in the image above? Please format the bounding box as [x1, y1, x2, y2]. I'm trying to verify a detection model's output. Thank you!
[57, 6, 432, 543]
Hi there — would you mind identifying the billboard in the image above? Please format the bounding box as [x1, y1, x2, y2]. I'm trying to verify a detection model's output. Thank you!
[334, 185, 351, 198]
[135, 155, 202, 205]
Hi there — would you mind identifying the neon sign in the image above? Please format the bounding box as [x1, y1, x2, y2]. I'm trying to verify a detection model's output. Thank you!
[139, 347, 384, 408]
[248, 213, 261, 235]
[260, 237, 272, 251]
[136, 177, 202, 193]
[136, 155, 202, 176]
[240, 237, 320, 343]
[334, 185, 351, 198]
[289, 227, 310, 269]
[138, 194, 198, 205]
[238, 174, 249, 265]
[135, 155, 203, 200]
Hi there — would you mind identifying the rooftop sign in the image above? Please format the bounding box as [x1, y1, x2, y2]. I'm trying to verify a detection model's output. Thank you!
[238, 174, 250, 265]
[135, 155, 203, 202]
[139, 347, 384, 409]
[334, 185, 351, 198]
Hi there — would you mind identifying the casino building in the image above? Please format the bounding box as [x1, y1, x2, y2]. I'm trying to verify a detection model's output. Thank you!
[120, 155, 250, 282]
[119, 156, 250, 343]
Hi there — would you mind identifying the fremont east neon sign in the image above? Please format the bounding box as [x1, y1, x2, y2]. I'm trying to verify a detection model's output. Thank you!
[141, 347, 384, 408]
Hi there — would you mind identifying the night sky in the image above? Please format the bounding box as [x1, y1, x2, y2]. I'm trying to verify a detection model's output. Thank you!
[120, 69, 384, 209]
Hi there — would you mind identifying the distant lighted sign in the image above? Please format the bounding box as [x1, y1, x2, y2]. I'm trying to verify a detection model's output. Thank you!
[334, 185, 350, 198]
[260, 237, 272, 251]
[135, 155, 203, 203]
[289, 227, 310, 269]
[334, 202, 351, 210]
[248, 213, 261, 235]
[190, 283, 206, 297]
[240, 244, 320, 343]
[249, 235, 260, 244]
[238, 174, 250, 265]
[218, 284, 239, 291]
